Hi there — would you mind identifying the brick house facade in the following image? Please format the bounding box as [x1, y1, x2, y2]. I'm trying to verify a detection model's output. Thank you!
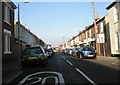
[0, 1, 17, 83]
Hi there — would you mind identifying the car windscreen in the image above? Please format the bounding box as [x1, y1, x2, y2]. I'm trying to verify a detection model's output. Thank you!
[23, 47, 43, 55]
[78, 46, 85, 51]
[78, 46, 95, 51]
[84, 47, 95, 51]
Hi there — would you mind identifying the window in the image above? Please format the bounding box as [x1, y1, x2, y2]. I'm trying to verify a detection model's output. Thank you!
[100, 22, 104, 33]
[115, 32, 120, 51]
[4, 29, 11, 54]
[89, 29, 91, 37]
[118, 32, 120, 50]
[86, 31, 88, 39]
[115, 32, 119, 51]
[4, 4, 10, 24]
[114, 3, 119, 23]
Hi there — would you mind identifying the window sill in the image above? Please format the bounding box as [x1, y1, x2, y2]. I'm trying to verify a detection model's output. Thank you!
[4, 20, 11, 25]
[114, 21, 119, 24]
[4, 51, 12, 54]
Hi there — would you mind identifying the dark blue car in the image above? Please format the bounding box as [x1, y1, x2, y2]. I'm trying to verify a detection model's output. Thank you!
[76, 46, 96, 59]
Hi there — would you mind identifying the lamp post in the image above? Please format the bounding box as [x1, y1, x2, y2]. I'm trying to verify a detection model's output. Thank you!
[18, 2, 20, 63]
[18, 0, 29, 63]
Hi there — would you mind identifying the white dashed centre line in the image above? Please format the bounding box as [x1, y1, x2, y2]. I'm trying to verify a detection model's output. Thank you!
[75, 68, 97, 85]
[61, 56, 66, 60]
[66, 60, 73, 66]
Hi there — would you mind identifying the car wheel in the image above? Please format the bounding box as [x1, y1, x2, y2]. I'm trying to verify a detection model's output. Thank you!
[76, 54, 79, 58]
[93, 56, 96, 59]
[79, 54, 83, 59]
[75, 54, 77, 58]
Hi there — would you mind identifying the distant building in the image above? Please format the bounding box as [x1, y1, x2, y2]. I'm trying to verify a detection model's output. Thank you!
[59, 45, 64, 51]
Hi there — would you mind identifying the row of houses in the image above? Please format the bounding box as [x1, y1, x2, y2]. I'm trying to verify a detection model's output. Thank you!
[61, 1, 120, 57]
[14, 21, 46, 58]
[0, 0, 46, 83]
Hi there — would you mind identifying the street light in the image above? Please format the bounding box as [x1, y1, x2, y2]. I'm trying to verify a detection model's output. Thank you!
[18, 0, 29, 63]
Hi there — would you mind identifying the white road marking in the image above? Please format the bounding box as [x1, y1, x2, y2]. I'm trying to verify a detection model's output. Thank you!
[26, 77, 42, 85]
[61, 56, 66, 60]
[75, 68, 97, 85]
[41, 76, 58, 85]
[66, 60, 73, 65]
[18, 71, 65, 85]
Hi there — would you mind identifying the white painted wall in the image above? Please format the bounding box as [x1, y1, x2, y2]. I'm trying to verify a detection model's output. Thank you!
[108, 3, 120, 55]
[118, 1, 120, 51]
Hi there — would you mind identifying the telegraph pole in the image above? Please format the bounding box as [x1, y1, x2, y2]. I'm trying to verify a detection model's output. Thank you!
[92, 0, 97, 31]
[92, 0, 98, 51]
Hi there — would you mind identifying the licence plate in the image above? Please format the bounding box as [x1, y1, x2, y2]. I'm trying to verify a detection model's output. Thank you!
[88, 55, 93, 57]
[29, 57, 38, 59]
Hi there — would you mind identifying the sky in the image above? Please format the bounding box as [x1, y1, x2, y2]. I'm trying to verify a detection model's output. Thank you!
[13, 1, 111, 47]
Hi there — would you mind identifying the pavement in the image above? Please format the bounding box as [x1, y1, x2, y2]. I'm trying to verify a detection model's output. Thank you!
[2, 62, 22, 85]
[84, 56, 120, 70]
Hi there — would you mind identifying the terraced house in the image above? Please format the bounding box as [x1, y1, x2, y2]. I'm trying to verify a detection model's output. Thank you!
[63, 1, 120, 57]
[14, 21, 46, 57]
[0, 0, 17, 83]
[106, 1, 120, 56]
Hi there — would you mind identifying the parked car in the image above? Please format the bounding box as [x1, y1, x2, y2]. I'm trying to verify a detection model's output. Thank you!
[76, 46, 96, 59]
[68, 48, 74, 55]
[21, 46, 48, 68]
[44, 48, 54, 58]
[63, 48, 68, 54]
[71, 47, 79, 57]
[44, 48, 50, 58]
[64, 48, 70, 54]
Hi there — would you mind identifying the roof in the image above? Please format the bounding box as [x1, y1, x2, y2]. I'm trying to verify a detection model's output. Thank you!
[2, 0, 17, 9]
[106, 1, 117, 10]
[10, 2, 17, 9]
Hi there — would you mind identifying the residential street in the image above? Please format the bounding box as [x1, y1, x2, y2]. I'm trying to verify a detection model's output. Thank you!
[8, 52, 120, 85]
[0, 1, 120, 85]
